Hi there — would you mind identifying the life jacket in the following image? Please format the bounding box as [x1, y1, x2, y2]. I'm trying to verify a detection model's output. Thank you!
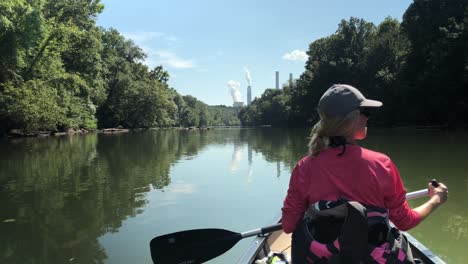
[291, 200, 416, 264]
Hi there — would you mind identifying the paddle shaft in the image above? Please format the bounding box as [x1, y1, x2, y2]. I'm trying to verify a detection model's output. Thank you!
[406, 180, 439, 200]
[238, 187, 433, 239]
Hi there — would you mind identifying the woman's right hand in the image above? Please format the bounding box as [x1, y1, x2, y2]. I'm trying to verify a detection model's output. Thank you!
[413, 181, 448, 221]
[428, 181, 448, 205]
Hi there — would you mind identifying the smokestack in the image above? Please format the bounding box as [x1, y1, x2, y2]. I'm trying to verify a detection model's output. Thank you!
[289, 73, 293, 87]
[277, 161, 280, 178]
[245, 68, 252, 105]
[275, 71, 279, 90]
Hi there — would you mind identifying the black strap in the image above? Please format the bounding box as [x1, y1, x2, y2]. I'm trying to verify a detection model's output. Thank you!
[294, 201, 370, 264]
[338, 202, 368, 263]
[309, 201, 368, 262]
[329, 136, 348, 156]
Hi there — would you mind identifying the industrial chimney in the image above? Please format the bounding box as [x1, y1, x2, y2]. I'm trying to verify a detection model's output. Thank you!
[245, 68, 252, 105]
[289, 73, 293, 88]
[275, 71, 279, 90]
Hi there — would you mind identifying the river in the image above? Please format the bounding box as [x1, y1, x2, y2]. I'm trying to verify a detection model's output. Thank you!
[0, 128, 466, 263]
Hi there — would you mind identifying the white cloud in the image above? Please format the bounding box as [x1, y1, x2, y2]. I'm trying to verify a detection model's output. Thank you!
[122, 31, 164, 42]
[155, 50, 196, 68]
[282, 49, 308, 61]
[170, 182, 196, 194]
[132, 46, 195, 69]
[121, 32, 194, 69]
[133, 45, 159, 68]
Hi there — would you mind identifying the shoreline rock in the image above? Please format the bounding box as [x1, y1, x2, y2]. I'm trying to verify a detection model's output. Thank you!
[99, 128, 130, 133]
[6, 128, 92, 138]
[3, 126, 218, 138]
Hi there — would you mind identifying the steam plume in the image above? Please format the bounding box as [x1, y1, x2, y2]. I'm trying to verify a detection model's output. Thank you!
[227, 80, 242, 102]
[244, 67, 251, 86]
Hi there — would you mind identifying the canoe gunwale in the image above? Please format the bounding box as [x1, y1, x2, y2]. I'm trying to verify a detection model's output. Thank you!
[237, 232, 271, 264]
[399, 229, 446, 264]
[237, 214, 280, 264]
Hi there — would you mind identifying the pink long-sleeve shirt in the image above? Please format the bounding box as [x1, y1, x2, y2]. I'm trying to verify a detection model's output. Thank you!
[282, 145, 421, 233]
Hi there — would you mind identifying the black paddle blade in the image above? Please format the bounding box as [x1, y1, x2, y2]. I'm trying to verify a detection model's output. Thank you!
[150, 228, 243, 264]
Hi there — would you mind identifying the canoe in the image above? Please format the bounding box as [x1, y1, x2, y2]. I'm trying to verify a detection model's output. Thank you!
[237, 215, 446, 264]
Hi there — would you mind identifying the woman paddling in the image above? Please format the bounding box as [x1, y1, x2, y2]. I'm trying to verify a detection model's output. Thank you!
[281, 84, 448, 263]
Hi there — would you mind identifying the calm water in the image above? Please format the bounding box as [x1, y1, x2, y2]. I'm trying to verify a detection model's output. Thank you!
[0, 128, 467, 263]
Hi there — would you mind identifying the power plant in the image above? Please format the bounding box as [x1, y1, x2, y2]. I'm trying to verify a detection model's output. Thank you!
[275, 71, 294, 90]
[233, 102, 244, 107]
[228, 70, 294, 107]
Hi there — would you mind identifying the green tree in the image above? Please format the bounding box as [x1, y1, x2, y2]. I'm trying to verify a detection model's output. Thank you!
[238, 89, 290, 126]
[149, 65, 170, 83]
[0, 0, 104, 133]
[290, 18, 376, 125]
[97, 29, 177, 128]
[207, 105, 241, 126]
[364, 17, 410, 126]
[0, 0, 45, 83]
[401, 0, 468, 126]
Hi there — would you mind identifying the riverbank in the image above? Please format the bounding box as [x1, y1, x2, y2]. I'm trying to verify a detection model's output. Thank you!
[4, 128, 130, 138]
[2, 126, 217, 138]
[4, 124, 462, 139]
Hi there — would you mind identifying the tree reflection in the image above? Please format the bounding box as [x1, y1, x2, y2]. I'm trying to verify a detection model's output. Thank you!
[442, 215, 468, 240]
[0, 135, 109, 264]
[0, 130, 212, 263]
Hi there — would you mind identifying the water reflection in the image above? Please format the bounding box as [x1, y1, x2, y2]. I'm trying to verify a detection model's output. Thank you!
[443, 215, 468, 240]
[247, 145, 253, 183]
[0, 135, 108, 264]
[0, 128, 466, 263]
[229, 144, 243, 172]
[0, 130, 210, 263]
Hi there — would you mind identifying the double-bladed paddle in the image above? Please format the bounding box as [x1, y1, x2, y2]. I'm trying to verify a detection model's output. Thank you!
[150, 181, 439, 264]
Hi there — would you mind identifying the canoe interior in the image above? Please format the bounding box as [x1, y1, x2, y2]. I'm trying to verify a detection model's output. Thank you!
[237, 218, 446, 264]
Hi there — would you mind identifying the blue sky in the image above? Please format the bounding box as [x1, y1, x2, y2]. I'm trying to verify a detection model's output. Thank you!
[97, 0, 413, 106]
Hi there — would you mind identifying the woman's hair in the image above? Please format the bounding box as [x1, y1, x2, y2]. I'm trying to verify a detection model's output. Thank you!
[308, 109, 361, 157]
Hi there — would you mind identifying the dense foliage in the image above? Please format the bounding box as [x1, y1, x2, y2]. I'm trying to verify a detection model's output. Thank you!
[0, 0, 240, 135]
[239, 0, 468, 128]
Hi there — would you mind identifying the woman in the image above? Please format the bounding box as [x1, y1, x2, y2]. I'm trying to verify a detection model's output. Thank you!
[281, 84, 448, 261]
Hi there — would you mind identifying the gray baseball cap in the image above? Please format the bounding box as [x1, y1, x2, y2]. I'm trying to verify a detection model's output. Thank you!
[318, 84, 382, 118]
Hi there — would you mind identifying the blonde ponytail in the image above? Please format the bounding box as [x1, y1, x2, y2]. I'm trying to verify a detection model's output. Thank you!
[308, 109, 361, 157]
[308, 120, 329, 157]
